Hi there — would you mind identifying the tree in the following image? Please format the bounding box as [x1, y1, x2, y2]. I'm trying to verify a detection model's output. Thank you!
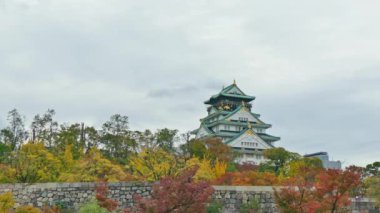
[59, 148, 131, 182]
[364, 161, 380, 177]
[132, 167, 214, 213]
[100, 114, 137, 164]
[128, 148, 182, 181]
[31, 109, 58, 147]
[315, 166, 362, 213]
[13, 142, 61, 183]
[186, 157, 227, 181]
[274, 165, 321, 213]
[0, 164, 16, 183]
[275, 166, 362, 213]
[365, 176, 380, 207]
[185, 138, 235, 163]
[1, 109, 28, 151]
[179, 131, 192, 158]
[263, 147, 300, 175]
[96, 180, 118, 212]
[155, 128, 178, 152]
[187, 139, 207, 159]
[282, 157, 323, 177]
[55, 123, 86, 160]
[0, 142, 11, 163]
[204, 138, 235, 163]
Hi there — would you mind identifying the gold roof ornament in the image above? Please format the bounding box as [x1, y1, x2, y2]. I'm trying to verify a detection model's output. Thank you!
[247, 121, 252, 129]
[246, 121, 255, 135]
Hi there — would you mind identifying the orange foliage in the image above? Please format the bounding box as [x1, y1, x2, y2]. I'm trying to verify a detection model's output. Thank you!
[212, 171, 279, 186]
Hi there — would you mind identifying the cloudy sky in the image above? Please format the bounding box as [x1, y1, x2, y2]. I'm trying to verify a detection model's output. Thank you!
[1, 0, 379, 166]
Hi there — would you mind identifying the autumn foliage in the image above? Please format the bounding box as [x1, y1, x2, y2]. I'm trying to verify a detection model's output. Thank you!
[213, 171, 279, 186]
[95, 180, 119, 212]
[130, 167, 214, 213]
[275, 166, 362, 213]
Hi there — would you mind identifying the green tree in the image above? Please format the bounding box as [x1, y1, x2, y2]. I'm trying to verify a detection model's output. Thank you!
[55, 123, 85, 160]
[0, 109, 27, 151]
[365, 176, 380, 207]
[187, 139, 207, 159]
[263, 147, 300, 175]
[100, 114, 137, 164]
[365, 161, 380, 177]
[155, 128, 178, 152]
[0, 142, 11, 163]
[30, 109, 58, 147]
[283, 157, 323, 177]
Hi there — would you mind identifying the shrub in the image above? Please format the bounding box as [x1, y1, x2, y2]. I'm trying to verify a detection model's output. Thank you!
[78, 199, 107, 213]
[0, 192, 15, 213]
[95, 180, 118, 212]
[240, 199, 259, 213]
[15, 205, 40, 213]
[206, 201, 223, 213]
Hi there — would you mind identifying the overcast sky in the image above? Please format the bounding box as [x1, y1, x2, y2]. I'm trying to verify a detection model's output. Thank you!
[1, 0, 379, 167]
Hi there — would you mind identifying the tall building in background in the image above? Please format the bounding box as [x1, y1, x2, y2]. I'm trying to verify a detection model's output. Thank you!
[192, 81, 280, 164]
[304, 152, 342, 169]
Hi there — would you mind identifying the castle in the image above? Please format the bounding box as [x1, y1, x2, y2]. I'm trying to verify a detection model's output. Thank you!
[192, 81, 280, 164]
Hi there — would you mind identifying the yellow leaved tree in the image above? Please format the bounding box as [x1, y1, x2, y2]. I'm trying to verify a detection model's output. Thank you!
[0, 164, 16, 183]
[128, 148, 182, 181]
[59, 148, 130, 182]
[186, 157, 227, 181]
[14, 142, 61, 183]
[0, 192, 15, 213]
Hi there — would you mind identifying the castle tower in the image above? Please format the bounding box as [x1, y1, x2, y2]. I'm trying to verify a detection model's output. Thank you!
[191, 81, 280, 164]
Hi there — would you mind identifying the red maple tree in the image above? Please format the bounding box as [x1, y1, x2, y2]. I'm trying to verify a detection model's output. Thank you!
[96, 179, 119, 212]
[275, 166, 362, 213]
[315, 166, 362, 213]
[128, 166, 214, 213]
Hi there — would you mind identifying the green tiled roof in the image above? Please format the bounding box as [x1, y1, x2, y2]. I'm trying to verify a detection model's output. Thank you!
[204, 83, 255, 104]
[222, 105, 262, 121]
[201, 105, 263, 125]
[257, 133, 281, 142]
[206, 120, 271, 129]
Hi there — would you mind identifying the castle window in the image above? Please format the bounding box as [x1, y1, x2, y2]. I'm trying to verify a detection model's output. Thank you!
[239, 117, 248, 122]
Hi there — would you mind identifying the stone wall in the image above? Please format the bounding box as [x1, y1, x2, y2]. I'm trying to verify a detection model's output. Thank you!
[0, 183, 377, 213]
[213, 186, 278, 213]
[0, 183, 278, 212]
[0, 182, 152, 210]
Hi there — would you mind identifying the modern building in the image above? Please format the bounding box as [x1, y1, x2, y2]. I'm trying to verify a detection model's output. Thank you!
[192, 81, 280, 164]
[304, 152, 342, 169]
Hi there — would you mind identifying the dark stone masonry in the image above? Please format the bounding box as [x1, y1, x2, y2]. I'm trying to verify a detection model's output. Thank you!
[0, 183, 377, 213]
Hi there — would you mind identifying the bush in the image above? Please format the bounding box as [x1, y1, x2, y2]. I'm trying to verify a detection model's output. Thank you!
[0, 192, 15, 213]
[206, 201, 223, 213]
[240, 199, 259, 213]
[15, 205, 39, 213]
[78, 199, 107, 213]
